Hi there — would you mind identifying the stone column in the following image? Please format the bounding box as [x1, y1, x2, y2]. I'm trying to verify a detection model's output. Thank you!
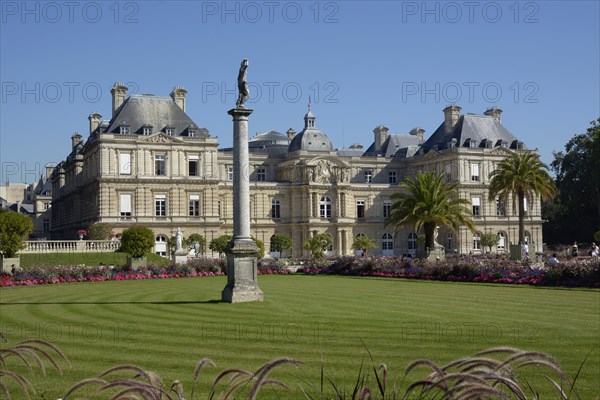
[222, 108, 264, 303]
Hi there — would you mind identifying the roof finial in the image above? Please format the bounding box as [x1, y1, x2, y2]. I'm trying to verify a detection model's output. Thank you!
[308, 96, 311, 112]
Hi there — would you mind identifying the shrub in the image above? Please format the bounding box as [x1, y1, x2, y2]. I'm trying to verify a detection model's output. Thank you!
[270, 233, 292, 258]
[120, 226, 154, 258]
[87, 222, 113, 240]
[209, 235, 232, 257]
[0, 208, 34, 258]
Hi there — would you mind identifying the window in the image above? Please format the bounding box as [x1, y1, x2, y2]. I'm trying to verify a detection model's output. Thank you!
[217, 201, 222, 217]
[43, 219, 50, 232]
[473, 232, 482, 250]
[319, 196, 332, 218]
[142, 126, 152, 136]
[447, 232, 453, 251]
[165, 127, 175, 136]
[445, 164, 452, 182]
[271, 199, 281, 219]
[227, 166, 233, 181]
[383, 200, 391, 218]
[382, 233, 394, 250]
[471, 163, 480, 181]
[188, 155, 199, 176]
[119, 125, 130, 135]
[155, 195, 166, 217]
[364, 169, 373, 183]
[498, 232, 506, 249]
[408, 233, 417, 250]
[120, 153, 131, 175]
[154, 155, 166, 176]
[356, 200, 365, 219]
[524, 231, 531, 245]
[188, 129, 196, 137]
[472, 197, 481, 216]
[388, 171, 397, 184]
[43, 202, 50, 210]
[523, 197, 528, 216]
[189, 195, 200, 217]
[155, 235, 167, 256]
[496, 198, 506, 216]
[120, 194, 132, 219]
[257, 168, 266, 181]
[469, 139, 478, 148]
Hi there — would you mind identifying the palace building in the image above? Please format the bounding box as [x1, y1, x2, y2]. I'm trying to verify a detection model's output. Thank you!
[50, 83, 544, 257]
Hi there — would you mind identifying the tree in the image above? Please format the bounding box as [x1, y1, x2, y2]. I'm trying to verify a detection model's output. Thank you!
[87, 223, 113, 240]
[303, 233, 333, 259]
[351, 234, 377, 256]
[270, 233, 292, 258]
[209, 235, 232, 257]
[489, 151, 557, 245]
[0, 209, 34, 258]
[187, 233, 206, 257]
[120, 226, 154, 258]
[386, 172, 475, 251]
[480, 233, 500, 253]
[252, 237, 265, 259]
[546, 118, 600, 243]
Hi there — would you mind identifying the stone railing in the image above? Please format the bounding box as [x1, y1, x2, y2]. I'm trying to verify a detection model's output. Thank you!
[22, 240, 120, 254]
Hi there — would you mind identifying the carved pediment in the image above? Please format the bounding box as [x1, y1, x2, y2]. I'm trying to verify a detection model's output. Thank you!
[487, 146, 514, 156]
[140, 133, 182, 144]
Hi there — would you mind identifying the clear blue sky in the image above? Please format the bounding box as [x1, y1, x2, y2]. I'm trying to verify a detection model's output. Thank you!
[1, 0, 598, 184]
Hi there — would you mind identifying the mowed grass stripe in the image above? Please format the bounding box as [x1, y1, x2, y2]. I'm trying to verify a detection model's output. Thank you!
[1, 275, 598, 399]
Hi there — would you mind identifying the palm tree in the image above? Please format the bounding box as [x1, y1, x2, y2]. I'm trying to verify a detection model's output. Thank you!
[386, 172, 475, 251]
[351, 234, 377, 256]
[489, 151, 557, 245]
[303, 233, 333, 259]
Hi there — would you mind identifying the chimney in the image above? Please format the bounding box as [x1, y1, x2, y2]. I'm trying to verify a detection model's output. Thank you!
[373, 125, 389, 153]
[443, 105, 462, 133]
[110, 82, 128, 117]
[58, 168, 65, 188]
[44, 163, 55, 179]
[71, 132, 83, 150]
[409, 127, 425, 142]
[16, 200, 21, 213]
[484, 107, 503, 122]
[170, 86, 187, 112]
[88, 112, 102, 134]
[286, 128, 296, 139]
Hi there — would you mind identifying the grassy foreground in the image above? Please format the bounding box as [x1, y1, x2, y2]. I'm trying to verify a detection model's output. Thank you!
[0, 275, 598, 398]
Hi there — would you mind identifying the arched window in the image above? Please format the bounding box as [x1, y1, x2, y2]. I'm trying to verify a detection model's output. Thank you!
[408, 233, 417, 251]
[155, 235, 168, 256]
[498, 231, 506, 250]
[320, 196, 332, 218]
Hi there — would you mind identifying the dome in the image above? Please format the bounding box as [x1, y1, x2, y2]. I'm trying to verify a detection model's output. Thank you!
[288, 110, 333, 152]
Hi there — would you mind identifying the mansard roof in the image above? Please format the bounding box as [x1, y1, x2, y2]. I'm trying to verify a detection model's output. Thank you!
[104, 95, 209, 137]
[422, 113, 522, 152]
[363, 134, 422, 157]
[288, 110, 333, 152]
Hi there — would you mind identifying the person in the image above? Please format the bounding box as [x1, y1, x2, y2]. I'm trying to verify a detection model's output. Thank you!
[590, 242, 599, 257]
[547, 253, 559, 265]
[236, 59, 249, 108]
[571, 242, 579, 257]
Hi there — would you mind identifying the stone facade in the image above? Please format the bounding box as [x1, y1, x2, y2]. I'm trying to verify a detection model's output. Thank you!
[50, 83, 544, 257]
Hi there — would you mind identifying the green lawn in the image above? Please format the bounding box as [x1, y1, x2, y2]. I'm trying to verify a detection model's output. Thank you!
[0, 275, 598, 399]
[19, 252, 171, 268]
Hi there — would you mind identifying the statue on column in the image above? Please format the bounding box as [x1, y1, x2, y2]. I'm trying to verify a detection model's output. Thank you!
[176, 227, 183, 251]
[236, 59, 250, 108]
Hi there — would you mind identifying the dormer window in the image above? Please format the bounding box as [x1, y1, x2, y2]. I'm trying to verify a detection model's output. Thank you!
[165, 127, 175, 136]
[188, 129, 196, 137]
[119, 125, 130, 135]
[142, 125, 153, 136]
[501, 141, 508, 148]
[467, 139, 477, 148]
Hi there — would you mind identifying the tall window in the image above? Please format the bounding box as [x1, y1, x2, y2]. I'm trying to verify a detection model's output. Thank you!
[383, 200, 391, 218]
[496, 198, 506, 216]
[43, 219, 50, 232]
[227, 166, 233, 181]
[271, 199, 281, 219]
[447, 232, 453, 251]
[498, 232, 506, 250]
[364, 169, 373, 183]
[473, 232, 482, 250]
[188, 155, 199, 176]
[382, 233, 394, 250]
[155, 195, 166, 217]
[155, 235, 167, 256]
[471, 163, 480, 182]
[189, 195, 200, 217]
[43, 202, 50, 210]
[388, 171, 397, 184]
[408, 233, 417, 251]
[356, 200, 365, 219]
[154, 155, 166, 176]
[119, 153, 131, 175]
[472, 197, 481, 216]
[120, 194, 132, 220]
[320, 196, 332, 218]
[445, 164, 452, 182]
[257, 168, 266, 181]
